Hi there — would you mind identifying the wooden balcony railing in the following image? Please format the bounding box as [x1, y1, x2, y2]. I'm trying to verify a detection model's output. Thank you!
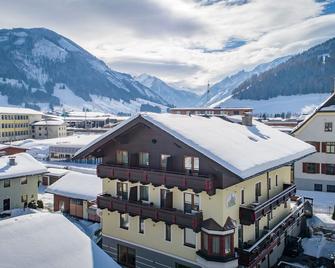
[97, 164, 215, 195]
[97, 194, 203, 232]
[238, 202, 305, 267]
[239, 183, 297, 225]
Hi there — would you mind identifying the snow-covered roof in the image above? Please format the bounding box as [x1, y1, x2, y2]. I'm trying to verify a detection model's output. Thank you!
[46, 167, 70, 177]
[0, 106, 42, 115]
[46, 171, 101, 201]
[13, 134, 101, 148]
[32, 120, 65, 126]
[0, 153, 47, 180]
[292, 92, 335, 134]
[76, 113, 314, 179]
[0, 213, 119, 268]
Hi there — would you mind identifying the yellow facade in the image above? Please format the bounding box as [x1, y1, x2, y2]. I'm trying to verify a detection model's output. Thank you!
[101, 165, 293, 264]
[0, 112, 42, 142]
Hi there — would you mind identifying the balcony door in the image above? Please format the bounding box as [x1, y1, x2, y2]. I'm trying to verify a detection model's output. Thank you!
[160, 189, 173, 209]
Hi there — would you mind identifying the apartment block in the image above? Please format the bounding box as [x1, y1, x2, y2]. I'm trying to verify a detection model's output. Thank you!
[292, 92, 335, 192]
[0, 107, 42, 142]
[75, 113, 313, 268]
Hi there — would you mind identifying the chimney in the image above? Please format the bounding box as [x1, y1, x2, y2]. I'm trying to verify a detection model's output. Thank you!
[8, 156, 16, 166]
[242, 112, 253, 126]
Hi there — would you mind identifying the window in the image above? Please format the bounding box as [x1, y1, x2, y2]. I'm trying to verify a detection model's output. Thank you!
[203, 233, 209, 252]
[224, 236, 232, 255]
[117, 182, 128, 200]
[165, 224, 171, 241]
[303, 163, 320, 174]
[255, 182, 261, 202]
[139, 152, 149, 166]
[120, 214, 129, 229]
[184, 156, 199, 173]
[161, 154, 171, 170]
[268, 177, 271, 190]
[325, 142, 335, 154]
[4, 179, 10, 188]
[20, 177, 28, 185]
[327, 185, 335, 192]
[117, 245, 135, 268]
[184, 228, 196, 248]
[314, 184, 323, 191]
[21, 194, 28, 203]
[212, 236, 220, 255]
[322, 164, 335, 175]
[184, 193, 199, 213]
[139, 218, 144, 234]
[139, 185, 149, 202]
[116, 150, 128, 165]
[241, 189, 245, 204]
[325, 122, 333, 132]
[275, 175, 278, 186]
[255, 219, 260, 240]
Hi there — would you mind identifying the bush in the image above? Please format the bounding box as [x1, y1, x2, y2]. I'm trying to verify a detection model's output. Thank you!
[27, 201, 37, 209]
[37, 200, 44, 209]
[332, 206, 335, 220]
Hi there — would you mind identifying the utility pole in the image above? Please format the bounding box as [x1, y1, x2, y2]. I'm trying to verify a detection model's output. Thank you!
[206, 81, 210, 103]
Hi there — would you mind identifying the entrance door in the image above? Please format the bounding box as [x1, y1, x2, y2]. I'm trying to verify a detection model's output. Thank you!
[3, 198, 10, 211]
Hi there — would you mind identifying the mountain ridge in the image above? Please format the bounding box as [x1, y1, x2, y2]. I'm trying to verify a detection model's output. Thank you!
[0, 27, 169, 113]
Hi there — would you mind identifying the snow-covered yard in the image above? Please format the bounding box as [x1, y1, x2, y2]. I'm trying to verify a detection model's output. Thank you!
[38, 185, 54, 211]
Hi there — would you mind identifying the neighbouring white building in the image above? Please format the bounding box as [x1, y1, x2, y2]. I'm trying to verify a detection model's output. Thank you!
[0, 153, 47, 212]
[32, 120, 67, 139]
[292, 92, 335, 192]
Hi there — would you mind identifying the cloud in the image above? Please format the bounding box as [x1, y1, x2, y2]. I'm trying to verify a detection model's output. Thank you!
[108, 57, 203, 79]
[0, 0, 335, 92]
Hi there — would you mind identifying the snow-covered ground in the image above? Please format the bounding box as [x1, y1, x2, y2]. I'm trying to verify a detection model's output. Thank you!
[214, 93, 330, 115]
[297, 190, 335, 214]
[302, 234, 335, 260]
[38, 185, 54, 211]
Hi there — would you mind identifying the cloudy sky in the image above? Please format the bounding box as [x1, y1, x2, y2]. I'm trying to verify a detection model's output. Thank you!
[1, 0, 335, 92]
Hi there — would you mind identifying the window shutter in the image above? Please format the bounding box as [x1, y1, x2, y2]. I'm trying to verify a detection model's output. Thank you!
[322, 142, 327, 153]
[302, 163, 307, 173]
[321, 164, 327, 174]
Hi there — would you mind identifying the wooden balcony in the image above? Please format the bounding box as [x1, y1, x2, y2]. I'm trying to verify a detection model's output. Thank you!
[238, 202, 304, 267]
[239, 183, 297, 225]
[97, 194, 203, 232]
[97, 164, 215, 195]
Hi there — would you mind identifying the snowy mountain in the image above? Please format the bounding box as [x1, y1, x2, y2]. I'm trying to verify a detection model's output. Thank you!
[233, 37, 335, 100]
[135, 74, 199, 107]
[0, 28, 169, 113]
[198, 56, 291, 107]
